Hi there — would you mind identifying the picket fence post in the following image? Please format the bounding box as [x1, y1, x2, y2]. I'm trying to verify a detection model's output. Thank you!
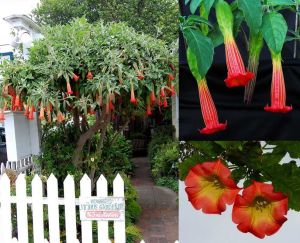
[32, 175, 45, 242]
[113, 174, 125, 243]
[0, 163, 5, 174]
[47, 174, 60, 242]
[80, 174, 93, 243]
[97, 174, 109, 243]
[64, 175, 78, 242]
[16, 174, 29, 243]
[0, 174, 12, 242]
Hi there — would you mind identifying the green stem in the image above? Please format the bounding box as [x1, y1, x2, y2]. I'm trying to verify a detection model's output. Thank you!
[244, 32, 263, 103]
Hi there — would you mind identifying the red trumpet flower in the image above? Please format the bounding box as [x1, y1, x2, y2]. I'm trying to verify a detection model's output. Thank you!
[198, 79, 227, 134]
[185, 159, 240, 214]
[169, 63, 175, 71]
[150, 90, 156, 104]
[232, 181, 288, 239]
[264, 53, 292, 113]
[66, 81, 73, 95]
[15, 95, 21, 110]
[0, 109, 5, 121]
[163, 98, 168, 108]
[73, 74, 80, 82]
[47, 105, 52, 123]
[28, 106, 34, 120]
[39, 106, 45, 120]
[160, 88, 166, 98]
[216, 0, 254, 88]
[168, 73, 175, 82]
[109, 101, 115, 111]
[56, 110, 65, 123]
[24, 105, 30, 117]
[86, 71, 93, 80]
[146, 98, 152, 116]
[223, 36, 254, 87]
[130, 84, 137, 105]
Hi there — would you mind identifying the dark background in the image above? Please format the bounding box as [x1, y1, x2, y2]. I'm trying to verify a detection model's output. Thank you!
[179, 0, 300, 140]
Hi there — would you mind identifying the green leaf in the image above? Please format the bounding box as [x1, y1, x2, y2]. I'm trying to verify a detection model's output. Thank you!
[232, 9, 245, 37]
[208, 26, 224, 47]
[183, 28, 214, 78]
[202, 0, 216, 15]
[186, 48, 202, 80]
[185, 0, 192, 4]
[186, 15, 214, 28]
[190, 0, 203, 14]
[262, 12, 288, 54]
[265, 162, 300, 211]
[237, 0, 263, 34]
[266, 0, 295, 6]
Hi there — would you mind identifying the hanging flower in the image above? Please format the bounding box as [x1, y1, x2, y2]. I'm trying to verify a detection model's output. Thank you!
[185, 159, 240, 214]
[168, 73, 175, 82]
[109, 101, 115, 111]
[86, 71, 93, 80]
[150, 90, 156, 104]
[0, 109, 5, 121]
[163, 98, 168, 108]
[160, 88, 166, 98]
[28, 106, 34, 120]
[66, 81, 73, 95]
[264, 53, 292, 113]
[24, 105, 29, 117]
[198, 79, 227, 134]
[216, 0, 254, 87]
[169, 63, 175, 71]
[146, 97, 152, 116]
[73, 74, 80, 82]
[47, 104, 52, 123]
[56, 110, 65, 123]
[39, 105, 45, 120]
[14, 95, 21, 110]
[232, 181, 288, 239]
[130, 83, 137, 105]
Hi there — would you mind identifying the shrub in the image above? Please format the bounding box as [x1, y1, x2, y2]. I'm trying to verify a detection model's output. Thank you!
[148, 124, 175, 161]
[151, 141, 179, 179]
[156, 176, 178, 192]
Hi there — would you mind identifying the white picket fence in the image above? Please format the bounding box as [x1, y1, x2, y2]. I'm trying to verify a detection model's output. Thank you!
[0, 173, 125, 243]
[0, 156, 34, 175]
[0, 173, 179, 243]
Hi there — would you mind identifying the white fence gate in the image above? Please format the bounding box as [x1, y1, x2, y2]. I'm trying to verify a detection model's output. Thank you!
[0, 156, 34, 175]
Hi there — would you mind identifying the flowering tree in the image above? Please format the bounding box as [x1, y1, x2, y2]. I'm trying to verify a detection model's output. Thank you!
[180, 141, 300, 238]
[0, 18, 176, 178]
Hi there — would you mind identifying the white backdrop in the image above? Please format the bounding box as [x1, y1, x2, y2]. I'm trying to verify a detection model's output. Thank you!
[179, 153, 300, 243]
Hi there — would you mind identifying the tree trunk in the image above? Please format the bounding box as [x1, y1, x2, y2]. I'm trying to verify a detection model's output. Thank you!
[89, 114, 111, 188]
[72, 113, 104, 167]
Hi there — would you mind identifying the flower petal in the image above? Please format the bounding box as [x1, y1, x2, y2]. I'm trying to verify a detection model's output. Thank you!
[232, 181, 288, 238]
[185, 160, 240, 214]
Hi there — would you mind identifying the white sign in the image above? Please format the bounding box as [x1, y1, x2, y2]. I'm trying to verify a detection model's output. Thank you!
[79, 197, 125, 221]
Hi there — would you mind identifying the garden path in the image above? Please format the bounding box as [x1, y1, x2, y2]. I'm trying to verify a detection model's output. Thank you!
[131, 157, 178, 243]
